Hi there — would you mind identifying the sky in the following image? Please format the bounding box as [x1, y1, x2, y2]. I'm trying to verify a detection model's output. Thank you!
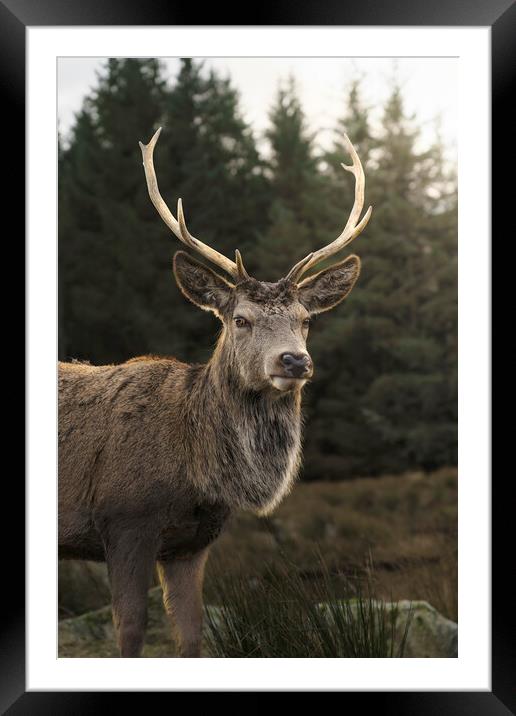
[58, 57, 457, 158]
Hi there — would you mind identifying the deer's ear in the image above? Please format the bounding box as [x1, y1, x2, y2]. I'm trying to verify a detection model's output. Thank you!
[297, 255, 361, 315]
[173, 251, 234, 317]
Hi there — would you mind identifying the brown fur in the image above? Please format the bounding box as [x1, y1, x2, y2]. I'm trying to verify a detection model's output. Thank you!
[58, 250, 361, 657]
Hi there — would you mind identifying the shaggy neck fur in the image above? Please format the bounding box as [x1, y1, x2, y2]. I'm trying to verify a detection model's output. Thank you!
[177, 332, 303, 515]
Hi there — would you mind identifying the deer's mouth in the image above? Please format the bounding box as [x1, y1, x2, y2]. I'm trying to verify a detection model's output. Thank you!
[269, 376, 308, 392]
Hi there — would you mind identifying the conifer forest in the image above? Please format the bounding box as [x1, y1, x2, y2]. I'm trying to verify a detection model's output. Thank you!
[59, 58, 457, 481]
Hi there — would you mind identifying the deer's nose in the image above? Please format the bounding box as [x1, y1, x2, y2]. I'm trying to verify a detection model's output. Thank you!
[280, 353, 312, 378]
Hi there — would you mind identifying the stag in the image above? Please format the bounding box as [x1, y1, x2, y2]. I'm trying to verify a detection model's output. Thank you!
[58, 128, 372, 657]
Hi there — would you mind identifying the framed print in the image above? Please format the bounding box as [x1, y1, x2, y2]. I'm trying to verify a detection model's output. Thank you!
[5, 0, 512, 709]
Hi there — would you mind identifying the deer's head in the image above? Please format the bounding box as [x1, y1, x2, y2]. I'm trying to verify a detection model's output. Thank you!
[139, 128, 371, 394]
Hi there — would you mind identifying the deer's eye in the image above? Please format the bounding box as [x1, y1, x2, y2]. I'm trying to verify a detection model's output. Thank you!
[302, 318, 310, 329]
[234, 316, 250, 329]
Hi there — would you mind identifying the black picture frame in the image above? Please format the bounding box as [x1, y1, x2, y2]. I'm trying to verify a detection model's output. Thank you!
[6, 0, 511, 710]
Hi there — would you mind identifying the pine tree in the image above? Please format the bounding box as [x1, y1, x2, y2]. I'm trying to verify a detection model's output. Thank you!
[59, 59, 168, 363]
[59, 58, 270, 366]
[302, 79, 457, 479]
[351, 81, 457, 474]
[250, 76, 327, 281]
[325, 78, 374, 171]
[322, 78, 375, 269]
[147, 59, 271, 362]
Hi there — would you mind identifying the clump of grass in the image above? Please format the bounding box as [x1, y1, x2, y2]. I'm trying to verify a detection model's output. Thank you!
[204, 553, 412, 658]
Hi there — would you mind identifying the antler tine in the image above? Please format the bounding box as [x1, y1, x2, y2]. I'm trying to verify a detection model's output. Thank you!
[286, 134, 372, 283]
[285, 253, 314, 283]
[235, 249, 250, 281]
[139, 127, 239, 280]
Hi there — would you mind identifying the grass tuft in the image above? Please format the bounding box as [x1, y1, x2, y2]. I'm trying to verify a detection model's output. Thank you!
[205, 552, 412, 658]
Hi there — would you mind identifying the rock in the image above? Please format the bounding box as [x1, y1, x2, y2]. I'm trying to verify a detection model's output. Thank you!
[393, 600, 457, 658]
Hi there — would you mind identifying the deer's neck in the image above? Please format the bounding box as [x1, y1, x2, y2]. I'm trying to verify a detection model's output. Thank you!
[183, 342, 303, 515]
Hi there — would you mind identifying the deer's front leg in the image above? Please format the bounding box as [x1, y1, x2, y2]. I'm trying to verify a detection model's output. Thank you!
[157, 548, 210, 658]
[102, 524, 159, 658]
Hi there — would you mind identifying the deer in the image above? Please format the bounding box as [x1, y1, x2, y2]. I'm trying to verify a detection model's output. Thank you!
[58, 127, 372, 658]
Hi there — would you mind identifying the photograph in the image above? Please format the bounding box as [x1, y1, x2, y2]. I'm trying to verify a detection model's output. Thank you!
[57, 56, 458, 659]
[3, 0, 505, 702]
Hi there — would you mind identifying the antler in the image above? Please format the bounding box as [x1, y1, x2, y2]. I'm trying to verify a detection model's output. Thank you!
[285, 134, 372, 283]
[139, 127, 248, 282]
